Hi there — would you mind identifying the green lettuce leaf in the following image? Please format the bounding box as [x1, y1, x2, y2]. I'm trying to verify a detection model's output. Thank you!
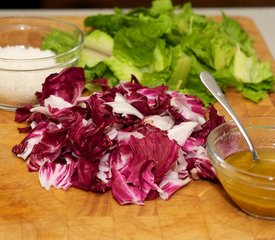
[80, 0, 275, 105]
[113, 14, 172, 67]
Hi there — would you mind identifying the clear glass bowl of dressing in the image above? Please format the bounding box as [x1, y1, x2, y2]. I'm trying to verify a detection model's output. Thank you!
[207, 116, 275, 220]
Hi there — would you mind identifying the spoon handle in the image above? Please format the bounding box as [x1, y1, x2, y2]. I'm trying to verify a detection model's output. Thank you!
[200, 71, 259, 161]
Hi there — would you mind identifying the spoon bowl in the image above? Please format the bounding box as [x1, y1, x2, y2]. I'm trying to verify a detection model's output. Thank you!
[199, 71, 259, 161]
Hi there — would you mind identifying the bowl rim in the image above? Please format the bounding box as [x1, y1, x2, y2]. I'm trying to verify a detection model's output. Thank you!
[0, 16, 84, 62]
[207, 116, 275, 180]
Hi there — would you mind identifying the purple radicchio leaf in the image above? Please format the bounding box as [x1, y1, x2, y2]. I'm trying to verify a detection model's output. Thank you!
[35, 67, 85, 105]
[11, 66, 225, 205]
[110, 125, 180, 205]
[39, 154, 76, 190]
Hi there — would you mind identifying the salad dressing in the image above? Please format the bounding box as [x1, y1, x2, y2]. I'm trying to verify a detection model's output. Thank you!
[222, 148, 275, 218]
[226, 149, 275, 176]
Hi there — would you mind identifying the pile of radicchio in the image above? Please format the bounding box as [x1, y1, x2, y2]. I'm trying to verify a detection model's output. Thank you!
[12, 67, 224, 205]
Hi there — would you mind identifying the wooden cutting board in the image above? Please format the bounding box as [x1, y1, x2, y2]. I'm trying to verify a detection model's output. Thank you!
[1, 16, 275, 240]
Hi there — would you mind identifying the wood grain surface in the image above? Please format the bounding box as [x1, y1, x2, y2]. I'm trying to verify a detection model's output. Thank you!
[1, 16, 275, 240]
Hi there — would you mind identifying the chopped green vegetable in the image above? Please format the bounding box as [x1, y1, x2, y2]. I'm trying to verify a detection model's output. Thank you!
[41, 29, 82, 64]
[42, 0, 275, 105]
[78, 29, 114, 68]
[84, 62, 118, 91]
[78, 48, 106, 68]
[113, 14, 173, 67]
[167, 47, 192, 90]
[41, 30, 79, 54]
[233, 44, 274, 84]
[83, 29, 113, 56]
[104, 56, 143, 80]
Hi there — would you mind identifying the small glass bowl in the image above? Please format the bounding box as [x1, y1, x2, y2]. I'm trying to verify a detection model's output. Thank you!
[0, 16, 84, 111]
[207, 116, 275, 220]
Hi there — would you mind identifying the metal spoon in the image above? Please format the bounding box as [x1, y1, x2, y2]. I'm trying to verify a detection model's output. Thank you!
[199, 71, 259, 161]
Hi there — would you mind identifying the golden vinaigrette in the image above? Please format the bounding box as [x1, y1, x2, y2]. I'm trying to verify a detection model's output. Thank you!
[221, 148, 275, 219]
[225, 148, 275, 176]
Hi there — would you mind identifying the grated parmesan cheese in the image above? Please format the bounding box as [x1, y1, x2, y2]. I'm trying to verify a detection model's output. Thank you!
[0, 45, 56, 59]
[0, 46, 63, 109]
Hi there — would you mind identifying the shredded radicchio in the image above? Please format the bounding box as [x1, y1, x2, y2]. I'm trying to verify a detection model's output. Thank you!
[12, 67, 224, 205]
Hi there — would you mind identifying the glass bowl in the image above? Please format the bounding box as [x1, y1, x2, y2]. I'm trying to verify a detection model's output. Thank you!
[207, 116, 275, 220]
[0, 16, 84, 111]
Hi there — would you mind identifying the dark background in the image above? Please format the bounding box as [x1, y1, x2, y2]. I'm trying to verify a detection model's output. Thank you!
[1, 0, 275, 9]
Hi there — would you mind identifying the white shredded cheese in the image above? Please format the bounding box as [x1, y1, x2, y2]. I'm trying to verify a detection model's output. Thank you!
[0, 46, 63, 108]
[0, 45, 55, 59]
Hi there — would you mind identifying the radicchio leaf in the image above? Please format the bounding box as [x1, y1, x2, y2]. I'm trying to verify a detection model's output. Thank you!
[35, 67, 85, 105]
[39, 155, 76, 190]
[12, 66, 224, 205]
